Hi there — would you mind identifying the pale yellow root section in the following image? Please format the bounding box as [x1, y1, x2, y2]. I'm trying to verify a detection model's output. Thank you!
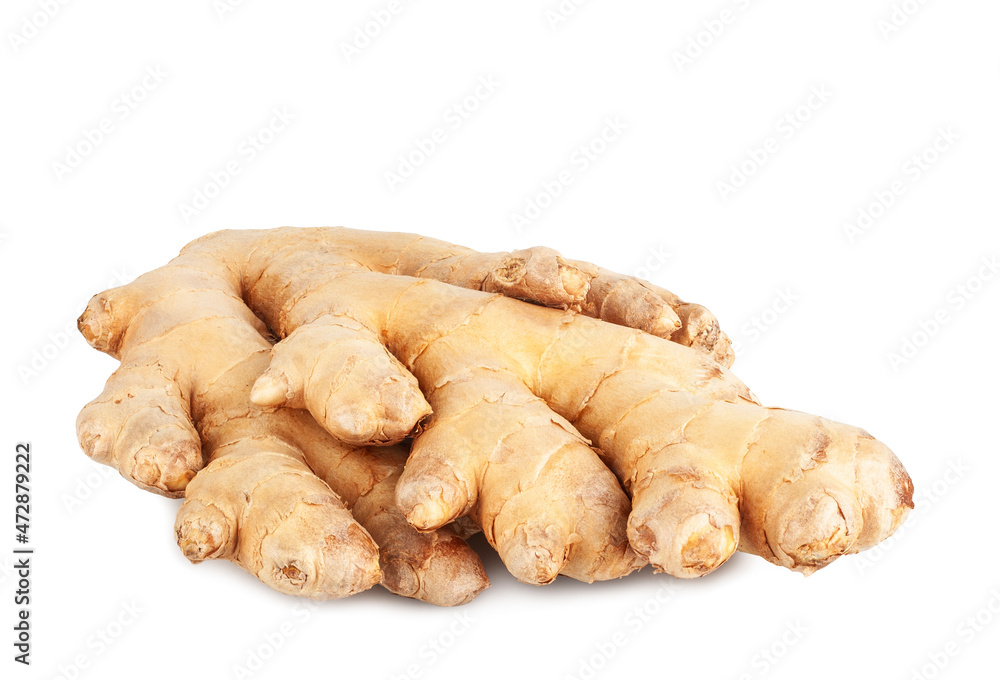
[76, 276, 268, 497]
[76, 363, 201, 497]
[176, 439, 380, 600]
[542, 338, 914, 576]
[305, 442, 489, 607]
[396, 367, 641, 585]
[250, 314, 430, 445]
[379, 232, 733, 367]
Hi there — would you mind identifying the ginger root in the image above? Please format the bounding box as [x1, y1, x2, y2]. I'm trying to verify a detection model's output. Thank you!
[77, 227, 913, 602]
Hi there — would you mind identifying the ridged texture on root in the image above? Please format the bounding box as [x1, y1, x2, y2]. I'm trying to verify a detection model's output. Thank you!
[308, 443, 490, 606]
[394, 364, 641, 585]
[249, 314, 430, 444]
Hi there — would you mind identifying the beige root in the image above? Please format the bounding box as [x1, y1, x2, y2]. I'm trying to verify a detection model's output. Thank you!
[285, 227, 734, 367]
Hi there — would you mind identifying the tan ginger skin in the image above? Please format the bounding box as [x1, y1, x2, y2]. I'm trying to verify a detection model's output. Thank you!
[76, 228, 913, 603]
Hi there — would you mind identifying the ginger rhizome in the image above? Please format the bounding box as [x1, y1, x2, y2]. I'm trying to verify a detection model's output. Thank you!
[77, 227, 913, 602]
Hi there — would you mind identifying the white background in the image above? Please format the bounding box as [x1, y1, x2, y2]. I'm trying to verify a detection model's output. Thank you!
[3, 1, 999, 679]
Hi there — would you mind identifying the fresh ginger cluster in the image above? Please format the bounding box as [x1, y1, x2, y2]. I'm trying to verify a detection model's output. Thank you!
[76, 228, 913, 606]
